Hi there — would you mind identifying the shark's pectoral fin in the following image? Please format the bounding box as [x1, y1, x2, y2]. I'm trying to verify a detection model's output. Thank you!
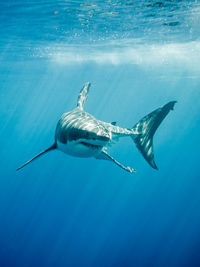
[95, 151, 110, 161]
[16, 143, 56, 171]
[95, 150, 136, 174]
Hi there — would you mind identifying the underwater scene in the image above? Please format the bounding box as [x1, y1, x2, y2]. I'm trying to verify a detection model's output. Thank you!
[1, 0, 200, 266]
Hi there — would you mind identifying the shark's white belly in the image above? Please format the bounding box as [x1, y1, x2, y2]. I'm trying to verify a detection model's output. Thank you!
[57, 140, 103, 158]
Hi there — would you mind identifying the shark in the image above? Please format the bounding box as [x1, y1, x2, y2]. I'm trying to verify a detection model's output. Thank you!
[17, 82, 176, 173]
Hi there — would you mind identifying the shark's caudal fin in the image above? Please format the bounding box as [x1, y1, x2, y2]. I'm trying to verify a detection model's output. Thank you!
[16, 143, 56, 171]
[132, 101, 177, 169]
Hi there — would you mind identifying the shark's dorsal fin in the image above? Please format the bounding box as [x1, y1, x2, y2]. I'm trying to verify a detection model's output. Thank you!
[77, 82, 91, 110]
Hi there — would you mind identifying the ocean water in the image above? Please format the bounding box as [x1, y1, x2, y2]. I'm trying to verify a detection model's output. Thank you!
[1, 0, 200, 266]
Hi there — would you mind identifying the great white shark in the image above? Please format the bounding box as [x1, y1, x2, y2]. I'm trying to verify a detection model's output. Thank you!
[17, 82, 176, 173]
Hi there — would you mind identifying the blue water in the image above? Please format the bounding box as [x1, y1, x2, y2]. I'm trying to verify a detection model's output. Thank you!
[1, 1, 200, 266]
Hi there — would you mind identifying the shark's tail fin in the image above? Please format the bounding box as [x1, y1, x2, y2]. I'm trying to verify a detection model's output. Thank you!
[131, 101, 177, 169]
[16, 143, 56, 171]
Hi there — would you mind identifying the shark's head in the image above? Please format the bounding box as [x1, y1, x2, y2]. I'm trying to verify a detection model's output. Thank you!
[56, 125, 111, 146]
[56, 126, 111, 158]
[76, 129, 111, 148]
[55, 110, 111, 157]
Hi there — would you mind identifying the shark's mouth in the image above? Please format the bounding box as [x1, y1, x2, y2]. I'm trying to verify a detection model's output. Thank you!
[79, 141, 102, 149]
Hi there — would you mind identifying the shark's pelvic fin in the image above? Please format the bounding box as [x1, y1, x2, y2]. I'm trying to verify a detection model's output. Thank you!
[96, 150, 136, 174]
[132, 101, 177, 169]
[16, 143, 56, 171]
[77, 82, 91, 110]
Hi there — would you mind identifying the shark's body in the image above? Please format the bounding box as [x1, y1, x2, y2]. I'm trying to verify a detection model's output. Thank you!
[17, 82, 176, 173]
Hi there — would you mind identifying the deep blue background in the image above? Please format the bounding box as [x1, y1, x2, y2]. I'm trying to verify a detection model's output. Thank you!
[1, 1, 200, 266]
